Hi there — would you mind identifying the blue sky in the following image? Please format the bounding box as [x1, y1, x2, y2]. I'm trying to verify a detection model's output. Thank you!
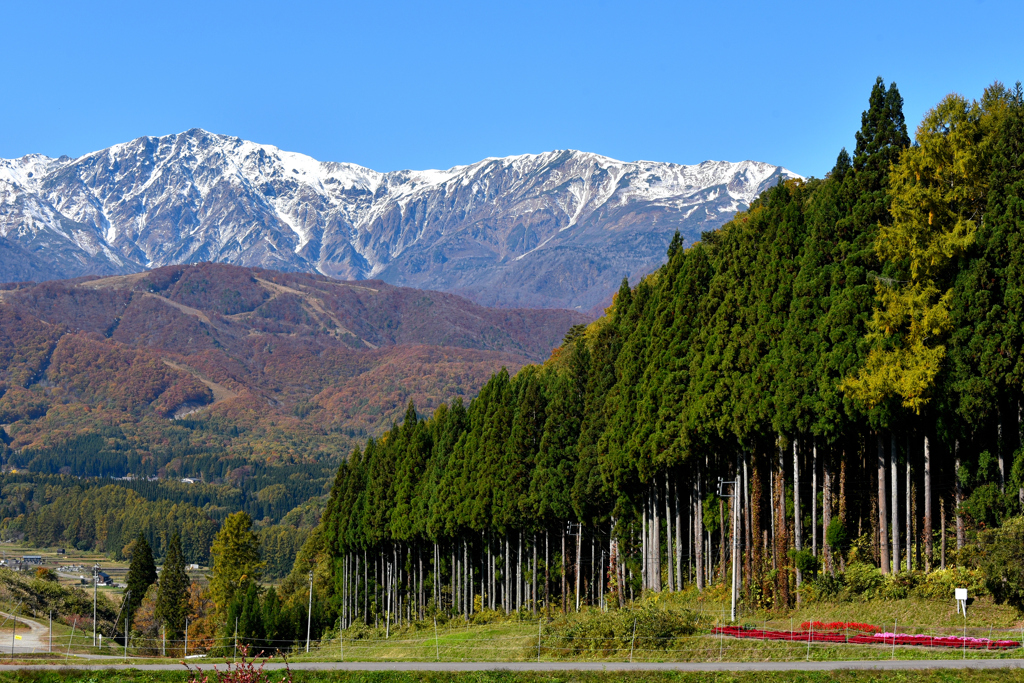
[3, 0, 1022, 178]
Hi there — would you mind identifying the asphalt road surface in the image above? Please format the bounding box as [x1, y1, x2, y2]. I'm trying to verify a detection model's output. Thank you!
[0, 659, 1020, 672]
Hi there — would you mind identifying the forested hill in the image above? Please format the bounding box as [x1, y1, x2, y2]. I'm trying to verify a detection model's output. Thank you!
[0, 263, 585, 458]
[0, 263, 584, 567]
[300, 79, 1024, 622]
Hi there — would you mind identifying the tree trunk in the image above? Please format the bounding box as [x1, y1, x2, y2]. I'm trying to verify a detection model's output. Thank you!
[812, 441, 818, 559]
[590, 529, 596, 605]
[641, 492, 648, 590]
[743, 451, 752, 593]
[823, 446, 833, 575]
[517, 532, 522, 613]
[770, 454, 777, 572]
[940, 498, 947, 570]
[750, 450, 762, 598]
[695, 480, 704, 591]
[575, 522, 582, 611]
[666, 475, 675, 592]
[545, 529, 550, 619]
[877, 432, 890, 574]
[794, 438, 802, 596]
[654, 485, 662, 591]
[839, 452, 847, 572]
[719, 497, 725, 582]
[955, 448, 965, 554]
[924, 433, 932, 572]
[905, 442, 911, 573]
[891, 433, 899, 574]
[999, 409, 1006, 493]
[561, 526, 567, 614]
[532, 534, 538, 617]
[775, 441, 790, 608]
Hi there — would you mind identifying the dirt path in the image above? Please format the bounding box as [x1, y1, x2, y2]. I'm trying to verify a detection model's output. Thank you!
[0, 610, 50, 654]
[161, 360, 238, 406]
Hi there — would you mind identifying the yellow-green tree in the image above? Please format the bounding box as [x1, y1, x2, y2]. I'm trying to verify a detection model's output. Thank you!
[209, 511, 265, 616]
[844, 94, 987, 411]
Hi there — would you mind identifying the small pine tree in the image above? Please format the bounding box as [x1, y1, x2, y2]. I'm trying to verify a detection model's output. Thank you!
[210, 512, 265, 616]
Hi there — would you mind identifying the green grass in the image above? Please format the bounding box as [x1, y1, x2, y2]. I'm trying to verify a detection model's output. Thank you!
[3, 670, 1024, 683]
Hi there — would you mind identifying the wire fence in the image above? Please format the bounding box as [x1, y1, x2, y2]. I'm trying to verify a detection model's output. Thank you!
[1, 619, 1021, 664]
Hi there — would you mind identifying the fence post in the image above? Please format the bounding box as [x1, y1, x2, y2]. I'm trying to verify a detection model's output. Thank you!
[537, 618, 542, 663]
[629, 618, 637, 663]
[891, 619, 897, 660]
[806, 621, 812, 661]
[65, 617, 77, 663]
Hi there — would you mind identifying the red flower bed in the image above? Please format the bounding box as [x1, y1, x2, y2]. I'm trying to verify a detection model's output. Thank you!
[712, 626, 1021, 650]
[799, 621, 880, 634]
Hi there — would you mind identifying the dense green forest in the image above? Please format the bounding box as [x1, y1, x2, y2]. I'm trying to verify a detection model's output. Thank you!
[289, 78, 1024, 632]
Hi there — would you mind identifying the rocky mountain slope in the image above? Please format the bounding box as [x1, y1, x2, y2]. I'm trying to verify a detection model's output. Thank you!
[0, 263, 586, 459]
[0, 130, 799, 310]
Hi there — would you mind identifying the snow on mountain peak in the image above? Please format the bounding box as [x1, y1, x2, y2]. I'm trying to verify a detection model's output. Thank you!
[0, 130, 800, 309]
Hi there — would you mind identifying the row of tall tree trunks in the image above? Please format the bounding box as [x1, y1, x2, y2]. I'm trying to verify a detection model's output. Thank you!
[735, 422, 1018, 609]
[335, 425, 1016, 624]
[336, 528, 621, 628]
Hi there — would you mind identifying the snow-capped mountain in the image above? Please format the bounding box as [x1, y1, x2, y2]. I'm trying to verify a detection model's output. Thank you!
[0, 129, 799, 310]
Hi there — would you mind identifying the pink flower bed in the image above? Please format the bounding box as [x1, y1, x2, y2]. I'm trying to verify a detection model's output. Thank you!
[712, 626, 1021, 650]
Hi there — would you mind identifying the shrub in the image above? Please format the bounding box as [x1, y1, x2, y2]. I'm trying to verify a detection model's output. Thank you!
[878, 572, 919, 600]
[844, 562, 883, 595]
[804, 572, 845, 602]
[978, 516, 1024, 610]
[536, 599, 704, 657]
[913, 566, 987, 600]
[826, 519, 849, 555]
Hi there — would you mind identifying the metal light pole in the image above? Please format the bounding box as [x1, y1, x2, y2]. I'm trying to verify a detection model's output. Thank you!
[93, 564, 99, 647]
[306, 571, 313, 653]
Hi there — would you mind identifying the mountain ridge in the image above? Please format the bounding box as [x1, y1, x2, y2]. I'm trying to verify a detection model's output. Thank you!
[0, 262, 586, 459]
[0, 130, 800, 309]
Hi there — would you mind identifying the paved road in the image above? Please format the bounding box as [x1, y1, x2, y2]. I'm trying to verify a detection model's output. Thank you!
[0, 659, 1021, 672]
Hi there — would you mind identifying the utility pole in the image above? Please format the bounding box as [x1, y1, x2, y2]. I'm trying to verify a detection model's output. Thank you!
[11, 602, 18, 655]
[123, 591, 130, 663]
[93, 564, 99, 647]
[306, 571, 313, 653]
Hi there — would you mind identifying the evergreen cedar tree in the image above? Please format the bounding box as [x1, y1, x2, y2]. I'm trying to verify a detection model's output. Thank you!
[297, 80, 1024, 620]
[125, 534, 157, 630]
[155, 533, 190, 640]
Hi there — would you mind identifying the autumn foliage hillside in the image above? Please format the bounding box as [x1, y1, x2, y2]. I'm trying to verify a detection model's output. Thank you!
[0, 262, 585, 468]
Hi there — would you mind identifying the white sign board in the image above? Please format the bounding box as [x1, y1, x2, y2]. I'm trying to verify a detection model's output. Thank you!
[955, 588, 968, 601]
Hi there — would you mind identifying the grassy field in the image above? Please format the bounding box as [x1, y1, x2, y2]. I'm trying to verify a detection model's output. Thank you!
[0, 581, 1020, 666]
[272, 587, 1024, 665]
[3, 670, 1024, 683]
